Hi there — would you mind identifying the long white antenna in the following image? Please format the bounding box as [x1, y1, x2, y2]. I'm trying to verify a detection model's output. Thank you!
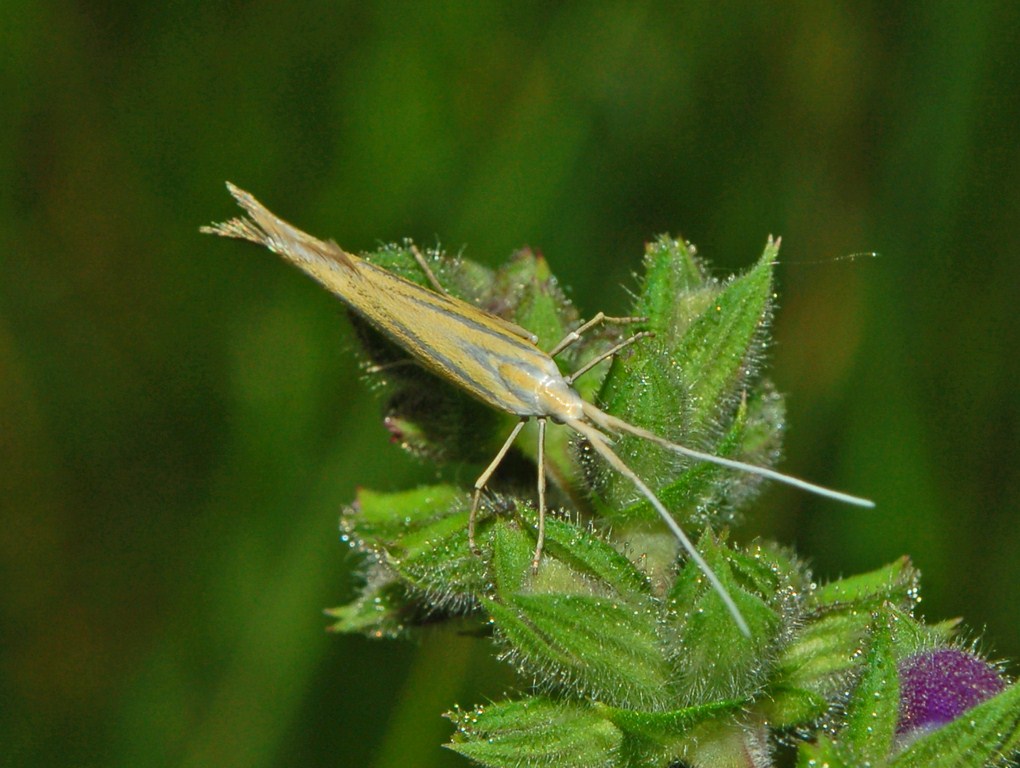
[584, 403, 875, 508]
[566, 417, 752, 637]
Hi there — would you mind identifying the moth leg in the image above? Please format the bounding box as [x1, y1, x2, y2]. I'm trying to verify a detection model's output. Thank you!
[566, 331, 654, 385]
[410, 244, 448, 294]
[548, 312, 647, 357]
[469, 419, 527, 553]
[531, 417, 548, 573]
[362, 359, 417, 375]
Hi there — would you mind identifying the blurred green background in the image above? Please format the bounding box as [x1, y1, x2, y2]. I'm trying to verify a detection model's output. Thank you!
[3, 2, 1018, 766]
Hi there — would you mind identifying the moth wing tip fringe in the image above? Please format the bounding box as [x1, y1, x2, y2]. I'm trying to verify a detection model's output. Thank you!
[206, 183, 357, 271]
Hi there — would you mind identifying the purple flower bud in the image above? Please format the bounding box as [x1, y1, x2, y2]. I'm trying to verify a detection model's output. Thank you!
[898, 648, 1005, 736]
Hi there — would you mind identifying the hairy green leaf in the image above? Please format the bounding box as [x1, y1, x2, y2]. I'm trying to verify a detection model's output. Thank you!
[447, 698, 622, 768]
[842, 613, 899, 763]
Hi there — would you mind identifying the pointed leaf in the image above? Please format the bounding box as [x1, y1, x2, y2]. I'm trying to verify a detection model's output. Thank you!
[842, 613, 899, 764]
[667, 240, 776, 434]
[886, 603, 959, 654]
[487, 591, 671, 709]
[810, 556, 920, 613]
[447, 698, 622, 768]
[344, 484, 489, 604]
[323, 574, 414, 638]
[488, 512, 653, 602]
[482, 516, 672, 707]
[532, 515, 653, 598]
[593, 240, 779, 526]
[634, 235, 712, 334]
[348, 484, 463, 542]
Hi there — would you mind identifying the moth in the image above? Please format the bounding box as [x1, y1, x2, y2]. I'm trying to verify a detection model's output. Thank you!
[204, 183, 873, 635]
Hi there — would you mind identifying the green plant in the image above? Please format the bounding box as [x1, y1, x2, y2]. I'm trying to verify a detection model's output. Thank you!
[327, 236, 1018, 768]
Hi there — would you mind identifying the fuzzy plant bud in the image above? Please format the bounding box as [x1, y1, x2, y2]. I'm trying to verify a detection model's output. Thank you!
[898, 648, 1006, 739]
